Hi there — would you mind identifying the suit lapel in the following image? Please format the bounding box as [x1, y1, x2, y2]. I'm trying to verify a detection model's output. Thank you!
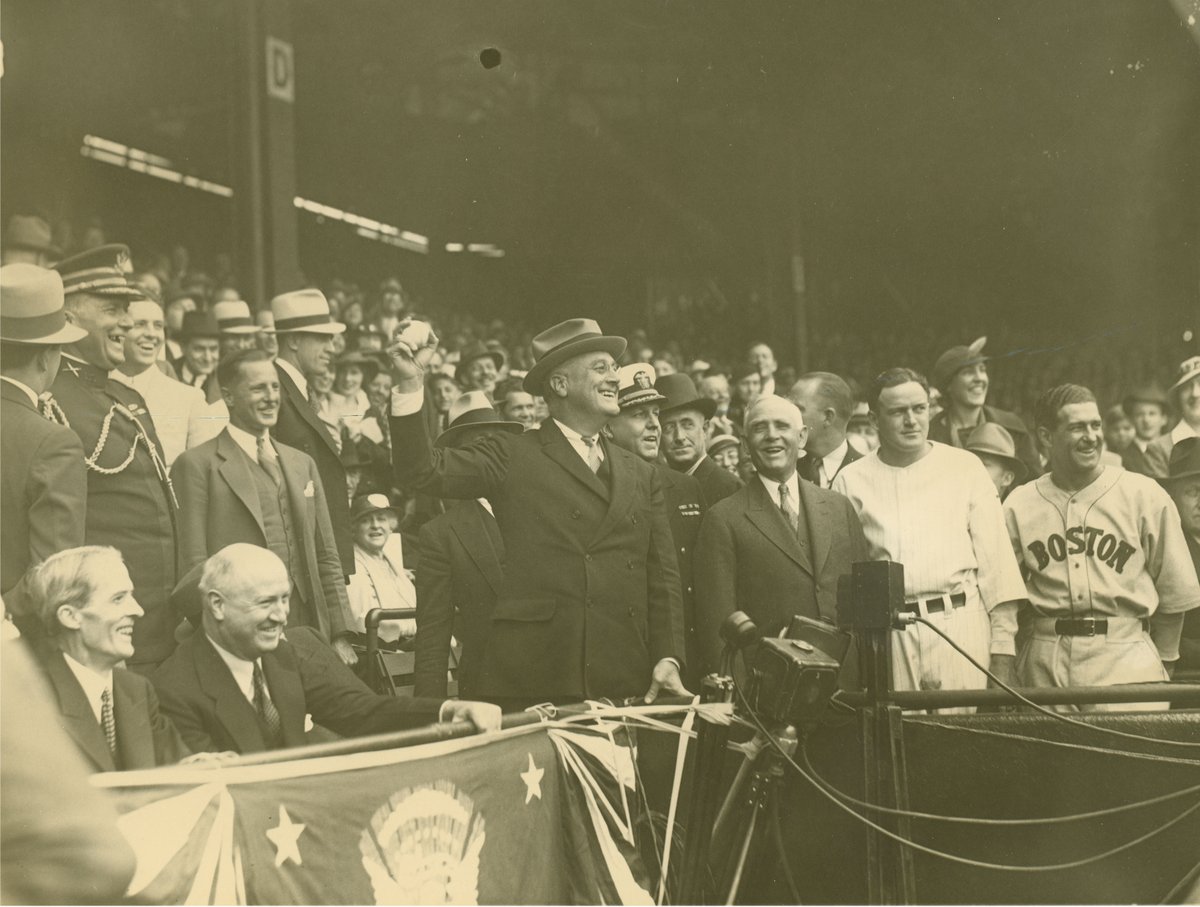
[43, 653, 115, 772]
[799, 480, 832, 576]
[263, 643, 308, 748]
[539, 420, 609, 501]
[217, 431, 266, 532]
[745, 479, 813, 575]
[113, 669, 155, 770]
[193, 636, 268, 753]
[277, 445, 315, 536]
[277, 366, 340, 457]
[592, 440, 636, 542]
[451, 503, 504, 595]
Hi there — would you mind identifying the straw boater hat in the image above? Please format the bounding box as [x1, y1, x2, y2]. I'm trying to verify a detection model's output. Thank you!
[1168, 356, 1200, 409]
[615, 363, 668, 409]
[435, 390, 524, 448]
[522, 318, 626, 394]
[3, 215, 61, 259]
[964, 422, 1028, 482]
[656, 373, 717, 420]
[270, 288, 345, 335]
[932, 336, 989, 391]
[53, 244, 143, 299]
[0, 264, 87, 345]
[212, 299, 261, 335]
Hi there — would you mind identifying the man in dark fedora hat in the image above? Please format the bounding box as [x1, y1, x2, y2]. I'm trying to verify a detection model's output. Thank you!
[414, 390, 523, 698]
[455, 341, 505, 400]
[48, 244, 181, 671]
[389, 318, 688, 707]
[2, 215, 62, 267]
[928, 336, 1040, 482]
[0, 264, 88, 628]
[964, 422, 1027, 499]
[268, 288, 354, 579]
[658, 372, 743, 508]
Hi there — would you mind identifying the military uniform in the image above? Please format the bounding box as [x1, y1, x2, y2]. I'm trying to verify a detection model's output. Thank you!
[656, 463, 705, 688]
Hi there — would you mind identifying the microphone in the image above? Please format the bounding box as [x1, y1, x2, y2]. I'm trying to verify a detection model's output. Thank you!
[720, 611, 761, 652]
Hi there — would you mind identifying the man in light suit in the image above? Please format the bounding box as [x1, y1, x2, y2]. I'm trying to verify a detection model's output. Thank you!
[171, 349, 356, 664]
[153, 545, 500, 754]
[0, 264, 89, 630]
[413, 391, 522, 698]
[28, 546, 191, 772]
[269, 289, 354, 575]
[695, 395, 869, 674]
[788, 371, 863, 489]
[390, 318, 688, 707]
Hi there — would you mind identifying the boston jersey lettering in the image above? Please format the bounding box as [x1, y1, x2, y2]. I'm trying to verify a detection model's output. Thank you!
[1026, 526, 1136, 574]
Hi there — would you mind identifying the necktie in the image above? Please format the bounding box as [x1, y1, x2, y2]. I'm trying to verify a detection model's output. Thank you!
[100, 687, 117, 758]
[799, 453, 820, 486]
[779, 482, 800, 534]
[253, 662, 283, 746]
[257, 434, 283, 487]
[581, 435, 602, 473]
[308, 386, 343, 453]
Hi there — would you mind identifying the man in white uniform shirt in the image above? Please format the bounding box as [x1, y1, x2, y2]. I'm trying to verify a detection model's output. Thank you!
[833, 367, 1026, 704]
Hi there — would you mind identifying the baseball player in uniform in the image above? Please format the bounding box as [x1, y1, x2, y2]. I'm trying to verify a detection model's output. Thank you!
[1000, 384, 1200, 711]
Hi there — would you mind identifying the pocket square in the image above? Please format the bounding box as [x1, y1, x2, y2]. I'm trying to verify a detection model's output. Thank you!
[303, 480, 315, 498]
[304, 713, 315, 733]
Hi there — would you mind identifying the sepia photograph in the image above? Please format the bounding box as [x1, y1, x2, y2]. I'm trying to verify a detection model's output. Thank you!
[1, 1, 1199, 904]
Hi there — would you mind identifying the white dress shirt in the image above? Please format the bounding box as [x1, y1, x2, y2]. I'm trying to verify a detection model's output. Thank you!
[552, 418, 606, 469]
[62, 652, 114, 724]
[207, 634, 260, 705]
[757, 471, 801, 512]
[224, 422, 280, 463]
[817, 440, 850, 488]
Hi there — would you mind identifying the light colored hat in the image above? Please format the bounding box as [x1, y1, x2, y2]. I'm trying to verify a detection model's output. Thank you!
[212, 299, 261, 334]
[708, 434, 740, 457]
[616, 363, 667, 409]
[436, 390, 524, 448]
[964, 422, 1027, 482]
[0, 264, 87, 345]
[270, 288, 345, 335]
[522, 318, 626, 393]
[1169, 356, 1200, 398]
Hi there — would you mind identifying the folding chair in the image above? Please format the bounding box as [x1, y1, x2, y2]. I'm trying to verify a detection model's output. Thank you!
[360, 608, 461, 697]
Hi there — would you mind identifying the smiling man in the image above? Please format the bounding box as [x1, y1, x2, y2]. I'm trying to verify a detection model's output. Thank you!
[696, 395, 868, 674]
[49, 245, 180, 672]
[170, 349, 356, 664]
[658, 373, 743, 507]
[31, 546, 190, 772]
[1000, 385, 1200, 709]
[389, 318, 688, 708]
[833, 368, 1026, 709]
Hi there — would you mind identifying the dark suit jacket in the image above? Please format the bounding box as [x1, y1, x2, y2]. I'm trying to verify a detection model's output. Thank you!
[657, 464, 705, 689]
[151, 627, 444, 754]
[414, 500, 505, 698]
[270, 364, 354, 575]
[929, 405, 1041, 482]
[392, 411, 685, 701]
[50, 358, 178, 665]
[0, 382, 87, 626]
[695, 475, 869, 674]
[40, 649, 189, 772]
[170, 429, 350, 639]
[1121, 442, 1155, 477]
[689, 454, 743, 508]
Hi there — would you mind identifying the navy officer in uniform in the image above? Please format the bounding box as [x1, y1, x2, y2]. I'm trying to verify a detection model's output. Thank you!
[48, 245, 179, 672]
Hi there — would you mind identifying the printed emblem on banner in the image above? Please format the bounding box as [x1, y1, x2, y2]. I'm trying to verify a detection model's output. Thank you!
[359, 781, 485, 905]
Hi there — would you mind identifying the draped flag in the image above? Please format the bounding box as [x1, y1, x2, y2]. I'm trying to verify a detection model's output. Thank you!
[93, 721, 658, 905]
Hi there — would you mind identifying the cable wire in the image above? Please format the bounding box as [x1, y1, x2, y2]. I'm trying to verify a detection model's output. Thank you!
[1159, 856, 1200, 905]
[912, 616, 1200, 749]
[799, 741, 1200, 826]
[733, 683, 1200, 873]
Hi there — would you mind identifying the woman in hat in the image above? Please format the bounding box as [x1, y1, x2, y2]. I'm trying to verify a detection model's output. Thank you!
[330, 350, 380, 433]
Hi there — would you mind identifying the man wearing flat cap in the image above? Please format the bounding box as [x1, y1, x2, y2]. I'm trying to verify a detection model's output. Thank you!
[269, 289, 355, 577]
[47, 245, 180, 671]
[0, 264, 88, 629]
[390, 318, 689, 707]
[928, 337, 1040, 482]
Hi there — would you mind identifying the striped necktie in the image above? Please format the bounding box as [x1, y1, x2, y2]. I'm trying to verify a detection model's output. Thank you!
[257, 434, 283, 487]
[779, 482, 800, 534]
[253, 662, 283, 747]
[581, 435, 602, 473]
[100, 687, 117, 758]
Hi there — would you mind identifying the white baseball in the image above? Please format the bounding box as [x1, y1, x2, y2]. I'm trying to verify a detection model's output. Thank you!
[397, 320, 432, 350]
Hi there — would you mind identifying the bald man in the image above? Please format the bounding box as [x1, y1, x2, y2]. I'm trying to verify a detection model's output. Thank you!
[695, 395, 868, 674]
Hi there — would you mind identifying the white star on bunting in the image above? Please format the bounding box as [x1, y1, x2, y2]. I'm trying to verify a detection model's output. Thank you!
[266, 805, 306, 867]
[520, 752, 544, 804]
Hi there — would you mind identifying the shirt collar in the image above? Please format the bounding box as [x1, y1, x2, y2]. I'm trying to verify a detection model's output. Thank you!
[206, 633, 259, 702]
[685, 454, 707, 476]
[224, 422, 273, 461]
[758, 470, 800, 504]
[61, 651, 113, 722]
[275, 357, 308, 399]
[552, 418, 605, 466]
[0, 375, 38, 408]
[1172, 420, 1199, 443]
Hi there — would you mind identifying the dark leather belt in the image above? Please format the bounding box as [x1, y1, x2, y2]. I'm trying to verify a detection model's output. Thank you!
[900, 592, 967, 615]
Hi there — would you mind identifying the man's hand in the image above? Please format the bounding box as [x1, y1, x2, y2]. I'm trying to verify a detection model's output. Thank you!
[331, 636, 359, 667]
[988, 654, 1016, 688]
[644, 659, 692, 704]
[178, 751, 240, 768]
[386, 318, 440, 391]
[441, 700, 503, 734]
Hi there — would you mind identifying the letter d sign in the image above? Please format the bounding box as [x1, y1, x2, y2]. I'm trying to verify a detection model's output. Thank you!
[266, 36, 294, 103]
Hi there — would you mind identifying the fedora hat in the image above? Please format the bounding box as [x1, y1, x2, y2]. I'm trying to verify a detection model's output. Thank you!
[657, 373, 717, 420]
[1161, 437, 1200, 485]
[1169, 356, 1200, 401]
[932, 336, 988, 390]
[457, 340, 505, 375]
[54, 244, 142, 299]
[350, 492, 396, 523]
[270, 288, 345, 335]
[212, 299, 260, 335]
[334, 350, 380, 384]
[616, 363, 668, 409]
[178, 310, 221, 341]
[3, 215, 61, 258]
[436, 389, 524, 448]
[0, 264, 87, 345]
[964, 422, 1027, 482]
[1121, 384, 1168, 417]
[522, 318, 626, 393]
